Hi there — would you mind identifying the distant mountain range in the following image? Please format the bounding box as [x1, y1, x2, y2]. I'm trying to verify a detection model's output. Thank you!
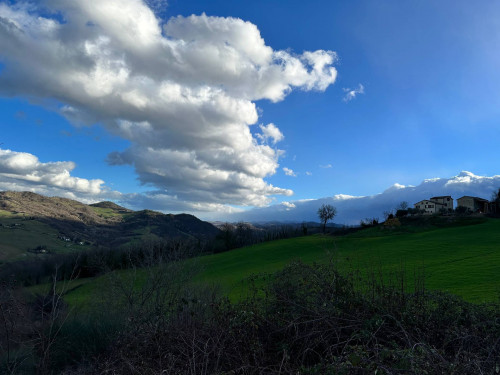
[225, 171, 500, 225]
[0, 191, 219, 261]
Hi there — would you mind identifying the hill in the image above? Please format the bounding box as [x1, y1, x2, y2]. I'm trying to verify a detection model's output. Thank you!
[0, 191, 119, 225]
[56, 216, 500, 309]
[89, 201, 133, 212]
[0, 191, 219, 262]
[12, 215, 499, 375]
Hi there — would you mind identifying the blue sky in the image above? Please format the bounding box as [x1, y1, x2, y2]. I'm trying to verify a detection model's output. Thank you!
[0, 0, 499, 219]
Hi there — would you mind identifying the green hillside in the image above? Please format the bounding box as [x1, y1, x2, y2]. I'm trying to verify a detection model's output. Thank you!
[62, 217, 500, 306]
[195, 217, 500, 302]
[0, 211, 93, 262]
[0, 192, 219, 262]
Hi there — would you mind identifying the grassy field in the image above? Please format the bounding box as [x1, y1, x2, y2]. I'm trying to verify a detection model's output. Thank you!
[193, 217, 500, 302]
[89, 206, 126, 219]
[0, 213, 92, 262]
[54, 217, 500, 306]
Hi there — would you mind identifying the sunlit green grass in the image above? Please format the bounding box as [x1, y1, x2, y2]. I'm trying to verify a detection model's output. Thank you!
[89, 206, 125, 219]
[192, 218, 500, 302]
[59, 218, 500, 306]
[0, 209, 16, 217]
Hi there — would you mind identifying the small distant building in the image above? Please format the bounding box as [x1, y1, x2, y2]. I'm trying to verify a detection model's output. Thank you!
[430, 196, 454, 210]
[414, 195, 453, 215]
[414, 199, 447, 215]
[456, 196, 490, 213]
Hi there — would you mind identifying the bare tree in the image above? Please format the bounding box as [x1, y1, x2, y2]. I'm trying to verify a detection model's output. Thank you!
[33, 270, 72, 375]
[383, 210, 394, 221]
[396, 201, 409, 210]
[491, 188, 500, 214]
[0, 265, 76, 375]
[317, 204, 337, 233]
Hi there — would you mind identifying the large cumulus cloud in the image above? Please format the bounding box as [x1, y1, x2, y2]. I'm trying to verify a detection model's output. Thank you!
[0, 0, 337, 209]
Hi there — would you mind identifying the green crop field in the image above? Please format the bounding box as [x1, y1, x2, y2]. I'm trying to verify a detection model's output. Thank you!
[56, 217, 500, 307]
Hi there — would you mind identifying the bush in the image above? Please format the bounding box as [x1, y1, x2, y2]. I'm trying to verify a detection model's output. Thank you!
[383, 217, 401, 228]
[360, 217, 379, 228]
[0, 238, 205, 287]
[456, 206, 472, 215]
[61, 261, 500, 374]
[396, 209, 408, 218]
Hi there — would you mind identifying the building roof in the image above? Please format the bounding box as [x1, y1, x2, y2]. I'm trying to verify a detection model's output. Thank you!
[414, 200, 427, 205]
[457, 196, 489, 202]
[430, 195, 452, 199]
[414, 199, 446, 206]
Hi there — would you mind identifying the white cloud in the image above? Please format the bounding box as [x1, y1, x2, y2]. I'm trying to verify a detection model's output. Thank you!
[332, 194, 363, 201]
[0, 148, 114, 201]
[343, 83, 365, 102]
[0, 147, 245, 216]
[281, 201, 296, 210]
[305, 171, 312, 176]
[319, 164, 332, 169]
[258, 123, 284, 144]
[444, 171, 476, 186]
[283, 167, 297, 177]
[0, 2, 337, 209]
[117, 190, 244, 214]
[383, 183, 407, 193]
[224, 171, 500, 224]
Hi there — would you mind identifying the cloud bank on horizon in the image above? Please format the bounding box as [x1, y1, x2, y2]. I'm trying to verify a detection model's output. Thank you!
[0, 0, 337, 210]
[224, 171, 500, 225]
[0, 145, 497, 222]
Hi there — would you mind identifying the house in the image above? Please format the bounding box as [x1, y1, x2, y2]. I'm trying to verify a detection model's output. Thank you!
[429, 196, 453, 210]
[414, 195, 453, 215]
[414, 199, 448, 215]
[456, 196, 490, 213]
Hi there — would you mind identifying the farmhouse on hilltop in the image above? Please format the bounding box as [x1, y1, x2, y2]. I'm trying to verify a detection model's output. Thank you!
[414, 195, 494, 215]
[429, 196, 453, 210]
[414, 195, 453, 215]
[456, 196, 490, 213]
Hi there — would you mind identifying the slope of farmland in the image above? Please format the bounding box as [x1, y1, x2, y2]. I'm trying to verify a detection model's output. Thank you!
[61, 217, 500, 305]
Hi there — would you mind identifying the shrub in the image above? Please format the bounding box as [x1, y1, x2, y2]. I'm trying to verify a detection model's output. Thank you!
[360, 217, 379, 228]
[396, 209, 408, 218]
[456, 206, 472, 215]
[61, 261, 500, 374]
[383, 217, 401, 228]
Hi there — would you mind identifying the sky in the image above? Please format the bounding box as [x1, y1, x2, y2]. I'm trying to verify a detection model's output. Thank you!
[0, 0, 499, 221]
